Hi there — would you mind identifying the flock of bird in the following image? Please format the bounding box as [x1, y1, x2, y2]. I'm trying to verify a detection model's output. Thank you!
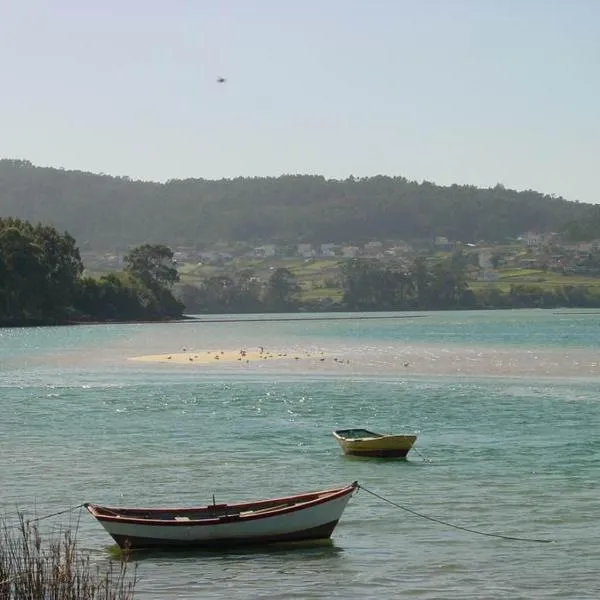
[165, 347, 351, 365]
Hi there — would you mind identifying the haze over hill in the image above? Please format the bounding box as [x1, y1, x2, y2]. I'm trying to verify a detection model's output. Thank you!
[0, 159, 594, 252]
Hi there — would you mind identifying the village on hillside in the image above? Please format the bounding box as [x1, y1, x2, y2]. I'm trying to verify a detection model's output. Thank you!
[82, 231, 600, 284]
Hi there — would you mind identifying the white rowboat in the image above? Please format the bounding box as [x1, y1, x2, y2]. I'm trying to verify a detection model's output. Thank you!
[85, 481, 358, 550]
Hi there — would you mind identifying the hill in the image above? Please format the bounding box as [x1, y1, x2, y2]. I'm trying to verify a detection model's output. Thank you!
[0, 159, 593, 252]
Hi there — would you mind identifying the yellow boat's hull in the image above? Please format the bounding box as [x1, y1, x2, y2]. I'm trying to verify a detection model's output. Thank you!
[333, 430, 417, 458]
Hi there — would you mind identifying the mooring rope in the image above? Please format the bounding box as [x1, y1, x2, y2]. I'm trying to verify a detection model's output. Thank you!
[27, 503, 86, 523]
[357, 484, 553, 543]
[0, 503, 88, 587]
[3, 503, 86, 530]
[411, 447, 432, 463]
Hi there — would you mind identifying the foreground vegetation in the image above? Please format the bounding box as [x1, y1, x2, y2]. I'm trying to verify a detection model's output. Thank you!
[0, 516, 135, 599]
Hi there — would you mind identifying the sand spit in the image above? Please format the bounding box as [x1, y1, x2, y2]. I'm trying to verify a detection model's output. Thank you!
[128, 347, 344, 366]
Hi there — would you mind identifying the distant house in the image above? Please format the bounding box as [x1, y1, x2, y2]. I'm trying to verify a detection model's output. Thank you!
[478, 251, 493, 269]
[574, 240, 600, 253]
[386, 241, 413, 257]
[363, 241, 383, 257]
[575, 242, 594, 253]
[173, 251, 192, 262]
[255, 244, 277, 258]
[341, 245, 360, 258]
[434, 236, 452, 250]
[391, 241, 413, 254]
[320, 243, 337, 257]
[297, 243, 315, 258]
[519, 232, 545, 247]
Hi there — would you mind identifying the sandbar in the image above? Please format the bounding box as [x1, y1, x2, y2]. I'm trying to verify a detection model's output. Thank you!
[129, 349, 287, 365]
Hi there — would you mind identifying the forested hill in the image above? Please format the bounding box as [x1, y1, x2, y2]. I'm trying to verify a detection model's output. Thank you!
[0, 159, 593, 251]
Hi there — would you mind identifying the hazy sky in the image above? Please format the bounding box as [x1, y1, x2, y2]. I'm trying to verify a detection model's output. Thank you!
[1, 1, 599, 203]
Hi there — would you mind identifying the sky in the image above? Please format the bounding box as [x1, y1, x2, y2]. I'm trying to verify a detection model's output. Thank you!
[1, 0, 599, 203]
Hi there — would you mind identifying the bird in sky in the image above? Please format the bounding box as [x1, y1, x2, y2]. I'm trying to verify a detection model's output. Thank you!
[217, 77, 226, 83]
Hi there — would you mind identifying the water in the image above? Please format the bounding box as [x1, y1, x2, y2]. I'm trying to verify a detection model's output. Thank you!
[2, 309, 600, 598]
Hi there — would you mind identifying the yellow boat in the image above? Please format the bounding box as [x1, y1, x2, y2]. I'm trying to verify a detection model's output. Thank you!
[333, 428, 417, 458]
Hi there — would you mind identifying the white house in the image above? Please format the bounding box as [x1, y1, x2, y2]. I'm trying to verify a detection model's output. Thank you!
[320, 243, 337, 257]
[519, 232, 545, 247]
[297, 243, 315, 258]
[341, 245, 360, 258]
[478, 251, 493, 269]
[434, 236, 452, 250]
[255, 244, 277, 258]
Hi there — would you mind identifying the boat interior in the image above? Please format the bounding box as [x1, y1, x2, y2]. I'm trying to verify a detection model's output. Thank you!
[86, 488, 342, 522]
[335, 429, 382, 439]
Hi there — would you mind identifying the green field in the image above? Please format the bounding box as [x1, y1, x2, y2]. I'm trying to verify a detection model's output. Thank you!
[177, 260, 600, 301]
[84, 258, 600, 302]
[469, 269, 600, 293]
[177, 257, 342, 298]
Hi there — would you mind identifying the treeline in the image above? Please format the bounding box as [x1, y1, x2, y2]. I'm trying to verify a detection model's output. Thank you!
[3, 216, 599, 326]
[180, 255, 600, 313]
[338, 256, 600, 310]
[0, 159, 592, 252]
[178, 268, 301, 314]
[0, 218, 183, 326]
[561, 204, 600, 242]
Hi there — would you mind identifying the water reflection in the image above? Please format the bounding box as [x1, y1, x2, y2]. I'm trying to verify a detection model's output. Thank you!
[118, 537, 342, 564]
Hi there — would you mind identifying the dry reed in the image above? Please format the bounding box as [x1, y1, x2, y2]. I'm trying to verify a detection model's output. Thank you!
[0, 514, 136, 599]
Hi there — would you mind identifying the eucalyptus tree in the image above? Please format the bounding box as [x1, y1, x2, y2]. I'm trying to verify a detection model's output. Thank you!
[263, 267, 300, 311]
[123, 244, 179, 289]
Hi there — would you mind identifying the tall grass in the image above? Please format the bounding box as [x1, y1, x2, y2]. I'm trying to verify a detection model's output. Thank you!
[0, 514, 136, 599]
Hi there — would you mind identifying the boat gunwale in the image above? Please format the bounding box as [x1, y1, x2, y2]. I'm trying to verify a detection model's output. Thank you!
[333, 429, 417, 443]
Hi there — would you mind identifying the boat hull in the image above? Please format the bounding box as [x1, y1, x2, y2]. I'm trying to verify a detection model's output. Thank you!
[86, 483, 356, 550]
[342, 447, 413, 458]
[109, 520, 340, 549]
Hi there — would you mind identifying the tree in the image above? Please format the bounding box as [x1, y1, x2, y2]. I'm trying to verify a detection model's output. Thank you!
[235, 269, 263, 312]
[124, 244, 179, 288]
[340, 258, 384, 310]
[34, 224, 83, 314]
[263, 268, 300, 311]
[410, 256, 432, 309]
[0, 219, 84, 322]
[0, 226, 45, 320]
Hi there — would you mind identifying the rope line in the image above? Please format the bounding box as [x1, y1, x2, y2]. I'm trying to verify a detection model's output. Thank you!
[411, 447, 432, 463]
[357, 484, 553, 544]
[3, 503, 86, 530]
[26, 503, 86, 524]
[0, 504, 87, 587]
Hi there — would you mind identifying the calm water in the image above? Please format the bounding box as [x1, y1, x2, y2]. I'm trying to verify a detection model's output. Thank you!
[2, 310, 600, 599]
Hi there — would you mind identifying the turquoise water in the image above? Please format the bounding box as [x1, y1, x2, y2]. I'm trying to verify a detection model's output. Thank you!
[2, 310, 600, 598]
